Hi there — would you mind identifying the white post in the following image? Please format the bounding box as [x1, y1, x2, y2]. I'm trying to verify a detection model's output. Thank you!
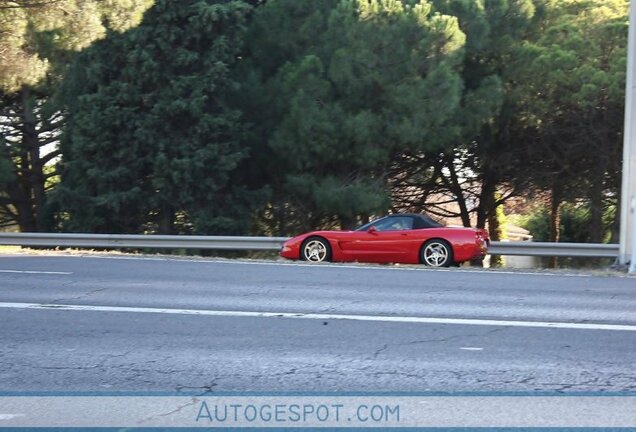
[619, 0, 636, 266]
[630, 195, 636, 273]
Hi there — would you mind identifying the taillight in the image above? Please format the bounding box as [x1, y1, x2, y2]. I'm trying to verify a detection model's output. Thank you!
[475, 230, 488, 246]
[476, 230, 490, 247]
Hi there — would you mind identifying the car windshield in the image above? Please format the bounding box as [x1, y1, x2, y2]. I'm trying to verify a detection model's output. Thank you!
[355, 214, 443, 231]
[355, 218, 384, 231]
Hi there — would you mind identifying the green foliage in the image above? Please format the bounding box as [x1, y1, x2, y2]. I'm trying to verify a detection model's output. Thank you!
[509, 206, 551, 242]
[45, 0, 629, 246]
[510, 201, 616, 268]
[0, 153, 12, 184]
[391, 0, 539, 228]
[0, 0, 154, 232]
[0, 0, 153, 92]
[494, 203, 508, 241]
[55, 0, 262, 234]
[514, 0, 627, 206]
[393, 0, 627, 238]
[244, 0, 466, 231]
[510, 200, 616, 244]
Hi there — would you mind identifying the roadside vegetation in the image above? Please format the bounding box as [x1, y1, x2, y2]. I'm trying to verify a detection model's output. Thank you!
[0, 0, 628, 252]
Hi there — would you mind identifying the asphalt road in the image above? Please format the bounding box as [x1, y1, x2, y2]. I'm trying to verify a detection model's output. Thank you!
[0, 254, 635, 393]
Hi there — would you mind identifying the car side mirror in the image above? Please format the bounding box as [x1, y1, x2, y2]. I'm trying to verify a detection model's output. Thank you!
[367, 226, 377, 234]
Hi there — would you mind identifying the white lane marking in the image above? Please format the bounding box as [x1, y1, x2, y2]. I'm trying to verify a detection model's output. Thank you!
[0, 414, 25, 420]
[0, 270, 72, 275]
[76, 255, 591, 277]
[460, 347, 484, 351]
[0, 302, 634, 332]
[202, 260, 590, 277]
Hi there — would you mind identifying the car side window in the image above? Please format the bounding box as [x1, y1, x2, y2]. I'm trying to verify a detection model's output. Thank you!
[373, 217, 414, 232]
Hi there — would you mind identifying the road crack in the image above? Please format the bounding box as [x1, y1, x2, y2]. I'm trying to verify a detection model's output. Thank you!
[51, 286, 109, 304]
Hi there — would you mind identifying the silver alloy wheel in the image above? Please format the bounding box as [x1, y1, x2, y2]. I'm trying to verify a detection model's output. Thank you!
[303, 239, 328, 262]
[423, 241, 450, 267]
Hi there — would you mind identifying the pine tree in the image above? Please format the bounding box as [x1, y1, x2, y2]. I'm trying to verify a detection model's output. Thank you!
[243, 0, 466, 232]
[0, 0, 153, 231]
[56, 0, 261, 234]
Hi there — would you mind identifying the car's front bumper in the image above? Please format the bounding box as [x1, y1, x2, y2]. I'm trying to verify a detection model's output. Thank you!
[279, 242, 299, 260]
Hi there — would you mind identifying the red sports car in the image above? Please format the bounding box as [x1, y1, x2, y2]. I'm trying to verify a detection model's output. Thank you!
[280, 213, 489, 267]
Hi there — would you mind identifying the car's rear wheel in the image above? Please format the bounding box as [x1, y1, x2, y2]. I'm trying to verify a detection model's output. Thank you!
[301, 237, 332, 263]
[421, 239, 453, 267]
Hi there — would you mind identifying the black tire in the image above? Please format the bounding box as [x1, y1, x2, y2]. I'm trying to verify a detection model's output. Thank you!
[300, 237, 332, 262]
[420, 239, 453, 267]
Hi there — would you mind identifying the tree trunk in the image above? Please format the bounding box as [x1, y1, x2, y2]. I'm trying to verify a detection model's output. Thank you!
[488, 193, 504, 268]
[549, 183, 561, 269]
[340, 214, 357, 231]
[158, 206, 175, 235]
[14, 195, 37, 232]
[476, 173, 496, 229]
[588, 161, 604, 244]
[470, 172, 497, 267]
[445, 155, 471, 227]
[276, 200, 287, 237]
[21, 86, 47, 231]
[0, 86, 49, 232]
[3, 174, 37, 232]
[610, 197, 620, 244]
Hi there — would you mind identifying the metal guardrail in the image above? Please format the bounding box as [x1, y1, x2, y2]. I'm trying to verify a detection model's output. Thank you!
[0, 232, 620, 258]
[488, 241, 619, 258]
[0, 233, 288, 251]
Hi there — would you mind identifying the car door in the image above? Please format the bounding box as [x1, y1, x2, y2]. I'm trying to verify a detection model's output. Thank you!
[341, 216, 415, 262]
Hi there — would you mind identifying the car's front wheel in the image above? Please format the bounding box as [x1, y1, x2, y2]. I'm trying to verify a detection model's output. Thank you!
[421, 239, 453, 267]
[301, 237, 332, 262]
